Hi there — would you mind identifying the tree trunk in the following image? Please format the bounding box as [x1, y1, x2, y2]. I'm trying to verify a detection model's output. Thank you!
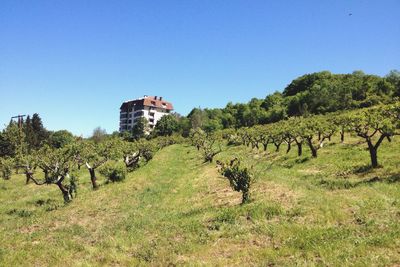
[274, 143, 280, 152]
[242, 190, 250, 204]
[25, 172, 31, 184]
[57, 181, 72, 202]
[43, 169, 49, 181]
[286, 142, 291, 154]
[366, 138, 379, 168]
[89, 168, 98, 190]
[340, 130, 344, 143]
[263, 143, 268, 152]
[307, 139, 317, 158]
[297, 142, 303, 156]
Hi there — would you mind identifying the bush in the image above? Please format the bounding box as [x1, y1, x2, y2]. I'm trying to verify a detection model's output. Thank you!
[217, 158, 255, 204]
[0, 157, 13, 180]
[99, 161, 127, 182]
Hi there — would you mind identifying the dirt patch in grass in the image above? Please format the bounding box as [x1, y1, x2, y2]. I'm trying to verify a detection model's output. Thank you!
[298, 168, 321, 175]
[253, 181, 299, 209]
[199, 166, 242, 207]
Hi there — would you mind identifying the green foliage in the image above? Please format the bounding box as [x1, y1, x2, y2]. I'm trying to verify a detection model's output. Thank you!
[48, 130, 75, 148]
[348, 103, 400, 168]
[184, 71, 397, 132]
[91, 127, 107, 143]
[131, 117, 149, 140]
[0, 157, 13, 180]
[24, 113, 49, 150]
[153, 115, 179, 136]
[217, 158, 255, 204]
[99, 161, 127, 182]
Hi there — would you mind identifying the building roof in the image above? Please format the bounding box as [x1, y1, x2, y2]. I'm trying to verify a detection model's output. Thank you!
[120, 96, 174, 111]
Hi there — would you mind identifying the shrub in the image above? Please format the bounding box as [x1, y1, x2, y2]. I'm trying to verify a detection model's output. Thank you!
[217, 158, 256, 204]
[0, 157, 13, 180]
[99, 161, 127, 182]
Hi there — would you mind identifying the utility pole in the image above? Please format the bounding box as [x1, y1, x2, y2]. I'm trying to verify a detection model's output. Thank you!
[11, 115, 26, 129]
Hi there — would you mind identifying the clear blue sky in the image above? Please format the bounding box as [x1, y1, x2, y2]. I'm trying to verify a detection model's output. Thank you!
[1, 0, 399, 136]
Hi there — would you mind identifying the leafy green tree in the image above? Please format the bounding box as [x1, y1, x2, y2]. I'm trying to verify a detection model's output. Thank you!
[385, 70, 400, 97]
[48, 130, 75, 148]
[91, 127, 107, 143]
[350, 104, 400, 168]
[0, 131, 14, 157]
[81, 138, 122, 189]
[0, 157, 13, 180]
[201, 133, 222, 163]
[99, 161, 127, 183]
[31, 113, 49, 149]
[188, 108, 207, 129]
[29, 144, 79, 202]
[299, 116, 332, 158]
[131, 117, 149, 140]
[24, 115, 35, 152]
[154, 115, 179, 136]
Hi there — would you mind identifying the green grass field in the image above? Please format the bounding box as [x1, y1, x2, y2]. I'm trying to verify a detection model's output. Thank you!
[1, 135, 399, 266]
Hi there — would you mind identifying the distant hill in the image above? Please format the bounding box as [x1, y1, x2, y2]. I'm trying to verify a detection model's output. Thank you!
[187, 70, 400, 131]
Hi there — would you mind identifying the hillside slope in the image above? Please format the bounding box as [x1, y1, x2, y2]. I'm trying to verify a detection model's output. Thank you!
[1, 136, 400, 266]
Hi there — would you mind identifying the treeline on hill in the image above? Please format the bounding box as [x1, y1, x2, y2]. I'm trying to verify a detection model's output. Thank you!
[181, 70, 400, 132]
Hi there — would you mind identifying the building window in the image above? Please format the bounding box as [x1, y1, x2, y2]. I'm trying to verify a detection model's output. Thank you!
[151, 101, 156, 105]
[134, 111, 144, 117]
[149, 112, 155, 117]
[128, 120, 132, 123]
[149, 118, 154, 123]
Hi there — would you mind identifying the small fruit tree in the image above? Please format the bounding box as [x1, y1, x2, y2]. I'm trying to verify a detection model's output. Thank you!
[217, 158, 255, 204]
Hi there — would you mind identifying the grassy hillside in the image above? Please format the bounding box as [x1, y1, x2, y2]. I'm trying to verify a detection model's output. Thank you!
[1, 134, 399, 266]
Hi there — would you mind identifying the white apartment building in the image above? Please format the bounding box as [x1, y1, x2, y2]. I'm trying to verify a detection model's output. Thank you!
[119, 95, 174, 132]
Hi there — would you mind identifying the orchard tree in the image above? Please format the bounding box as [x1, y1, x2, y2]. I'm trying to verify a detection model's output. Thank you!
[350, 104, 400, 168]
[329, 112, 352, 143]
[299, 116, 330, 158]
[280, 120, 296, 154]
[29, 144, 78, 202]
[267, 125, 284, 152]
[257, 126, 272, 152]
[123, 145, 141, 170]
[189, 128, 206, 151]
[81, 139, 121, 189]
[201, 133, 222, 163]
[217, 158, 255, 204]
[285, 117, 305, 156]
